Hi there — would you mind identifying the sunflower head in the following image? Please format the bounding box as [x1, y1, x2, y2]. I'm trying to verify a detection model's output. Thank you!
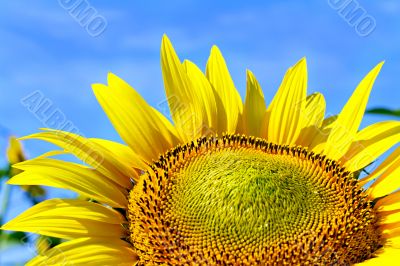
[128, 135, 381, 264]
[2, 36, 400, 265]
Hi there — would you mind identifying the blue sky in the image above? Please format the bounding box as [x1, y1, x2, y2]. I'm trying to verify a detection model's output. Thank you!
[1, 1, 400, 264]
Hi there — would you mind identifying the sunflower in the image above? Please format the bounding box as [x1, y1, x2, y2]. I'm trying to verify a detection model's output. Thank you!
[6, 137, 45, 197]
[2, 35, 400, 265]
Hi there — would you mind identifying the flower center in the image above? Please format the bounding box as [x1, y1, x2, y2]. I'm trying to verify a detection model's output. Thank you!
[128, 135, 382, 265]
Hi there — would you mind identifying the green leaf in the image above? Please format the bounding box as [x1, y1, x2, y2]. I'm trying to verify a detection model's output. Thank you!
[366, 107, 400, 117]
[10, 231, 29, 243]
[0, 166, 10, 179]
[0, 231, 28, 245]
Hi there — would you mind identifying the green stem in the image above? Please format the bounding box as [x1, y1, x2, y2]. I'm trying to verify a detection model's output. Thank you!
[0, 179, 12, 226]
[0, 165, 11, 223]
[0, 177, 12, 253]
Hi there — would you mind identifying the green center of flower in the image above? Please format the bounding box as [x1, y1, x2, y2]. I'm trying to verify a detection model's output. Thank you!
[167, 148, 339, 246]
[128, 135, 382, 265]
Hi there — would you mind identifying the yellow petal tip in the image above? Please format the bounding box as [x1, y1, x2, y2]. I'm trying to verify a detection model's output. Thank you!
[162, 33, 170, 41]
[374, 61, 385, 71]
[210, 45, 221, 55]
[366, 61, 384, 79]
[0, 222, 12, 231]
[91, 83, 106, 90]
[161, 34, 173, 50]
[107, 72, 120, 84]
[294, 57, 307, 68]
[6, 178, 17, 185]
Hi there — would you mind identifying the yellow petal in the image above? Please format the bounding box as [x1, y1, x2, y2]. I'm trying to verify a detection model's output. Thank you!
[309, 115, 338, 153]
[379, 210, 400, 225]
[264, 58, 307, 145]
[381, 222, 400, 238]
[295, 93, 326, 147]
[27, 238, 138, 266]
[206, 45, 243, 133]
[355, 247, 400, 265]
[323, 62, 384, 161]
[1, 199, 125, 239]
[343, 121, 400, 172]
[241, 70, 267, 137]
[7, 136, 25, 165]
[368, 157, 400, 199]
[93, 75, 181, 162]
[385, 235, 400, 249]
[10, 158, 128, 208]
[183, 60, 220, 135]
[20, 129, 135, 187]
[359, 146, 400, 186]
[161, 36, 207, 141]
[375, 190, 400, 212]
[90, 138, 147, 170]
[36, 150, 67, 159]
